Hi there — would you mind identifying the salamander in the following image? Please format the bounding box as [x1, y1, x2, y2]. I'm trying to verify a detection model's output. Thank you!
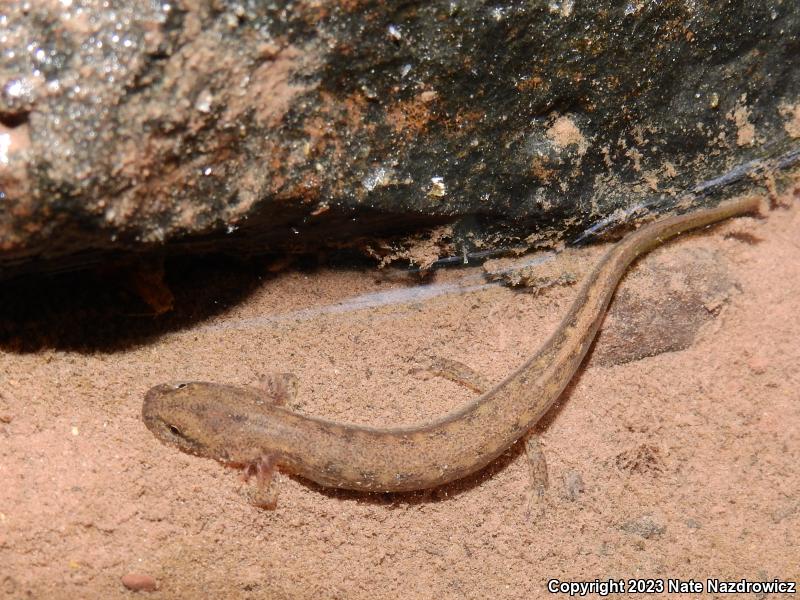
[143, 196, 759, 502]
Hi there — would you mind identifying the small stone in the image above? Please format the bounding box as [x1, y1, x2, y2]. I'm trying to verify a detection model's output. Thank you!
[685, 518, 702, 529]
[620, 515, 666, 539]
[121, 573, 157, 592]
[747, 354, 769, 375]
[258, 42, 281, 59]
[563, 470, 585, 501]
[419, 90, 438, 102]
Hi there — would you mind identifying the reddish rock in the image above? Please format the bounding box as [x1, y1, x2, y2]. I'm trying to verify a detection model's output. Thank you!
[121, 572, 157, 593]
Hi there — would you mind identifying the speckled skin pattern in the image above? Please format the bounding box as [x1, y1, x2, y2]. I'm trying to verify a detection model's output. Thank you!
[143, 197, 760, 493]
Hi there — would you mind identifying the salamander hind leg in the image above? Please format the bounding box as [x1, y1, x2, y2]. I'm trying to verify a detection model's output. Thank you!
[414, 356, 490, 394]
[524, 433, 550, 520]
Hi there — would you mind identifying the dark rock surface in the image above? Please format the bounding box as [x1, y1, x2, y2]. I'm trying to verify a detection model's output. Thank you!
[1, 0, 799, 277]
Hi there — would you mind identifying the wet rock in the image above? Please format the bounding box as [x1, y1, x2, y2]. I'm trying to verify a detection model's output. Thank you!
[1, 1, 799, 277]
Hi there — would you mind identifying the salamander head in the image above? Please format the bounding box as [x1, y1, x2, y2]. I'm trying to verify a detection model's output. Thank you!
[142, 381, 266, 465]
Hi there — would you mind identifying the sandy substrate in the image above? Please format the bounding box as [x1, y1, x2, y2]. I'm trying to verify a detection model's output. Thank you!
[1, 192, 798, 599]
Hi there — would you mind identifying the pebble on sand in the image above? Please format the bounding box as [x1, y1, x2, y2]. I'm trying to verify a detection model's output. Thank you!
[121, 573, 157, 592]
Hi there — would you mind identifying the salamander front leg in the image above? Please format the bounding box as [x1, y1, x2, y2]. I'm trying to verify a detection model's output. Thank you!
[243, 373, 298, 510]
[256, 372, 300, 409]
[242, 455, 280, 509]
[244, 372, 298, 509]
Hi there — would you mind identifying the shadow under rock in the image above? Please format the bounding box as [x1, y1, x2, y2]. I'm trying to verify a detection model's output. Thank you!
[0, 254, 278, 353]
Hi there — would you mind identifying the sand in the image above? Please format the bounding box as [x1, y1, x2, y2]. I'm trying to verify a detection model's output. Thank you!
[1, 190, 798, 599]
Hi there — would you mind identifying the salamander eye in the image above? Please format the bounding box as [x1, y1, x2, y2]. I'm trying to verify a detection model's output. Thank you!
[168, 424, 183, 437]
